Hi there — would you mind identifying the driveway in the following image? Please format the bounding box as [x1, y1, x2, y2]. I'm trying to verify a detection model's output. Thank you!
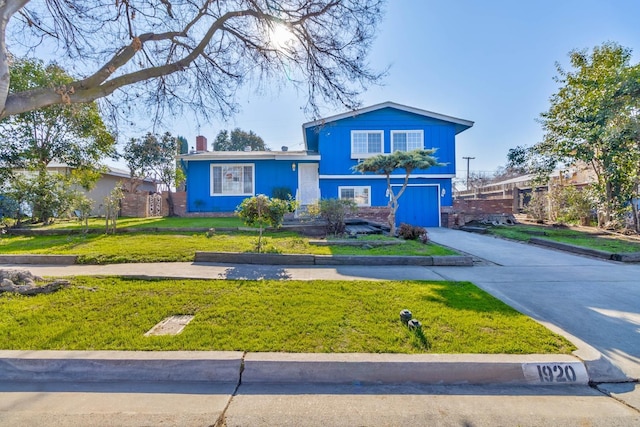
[427, 228, 640, 382]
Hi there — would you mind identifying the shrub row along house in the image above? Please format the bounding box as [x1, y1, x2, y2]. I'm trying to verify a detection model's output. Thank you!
[180, 102, 473, 228]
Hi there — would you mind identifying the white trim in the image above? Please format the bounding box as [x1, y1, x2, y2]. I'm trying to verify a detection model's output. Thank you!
[320, 174, 455, 179]
[391, 130, 424, 152]
[180, 151, 320, 162]
[350, 130, 384, 159]
[303, 101, 474, 130]
[338, 185, 371, 207]
[389, 183, 442, 227]
[210, 163, 255, 196]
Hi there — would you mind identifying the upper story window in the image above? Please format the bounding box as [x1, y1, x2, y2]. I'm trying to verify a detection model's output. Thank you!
[351, 130, 383, 158]
[211, 164, 254, 196]
[391, 130, 424, 152]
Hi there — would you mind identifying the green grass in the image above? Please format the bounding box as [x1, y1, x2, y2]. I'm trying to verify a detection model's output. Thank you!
[0, 231, 457, 264]
[489, 224, 640, 253]
[0, 277, 574, 354]
[19, 216, 245, 230]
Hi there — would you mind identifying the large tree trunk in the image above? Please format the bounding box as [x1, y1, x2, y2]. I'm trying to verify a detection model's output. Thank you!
[0, 0, 31, 114]
[166, 189, 176, 217]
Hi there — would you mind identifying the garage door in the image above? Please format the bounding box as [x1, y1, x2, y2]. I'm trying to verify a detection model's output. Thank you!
[395, 186, 440, 227]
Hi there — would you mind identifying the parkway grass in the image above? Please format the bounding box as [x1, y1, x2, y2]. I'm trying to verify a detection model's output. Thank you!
[0, 277, 575, 354]
[489, 224, 640, 253]
[0, 231, 456, 264]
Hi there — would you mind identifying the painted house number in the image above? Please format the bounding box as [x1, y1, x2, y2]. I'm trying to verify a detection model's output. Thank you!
[522, 362, 588, 384]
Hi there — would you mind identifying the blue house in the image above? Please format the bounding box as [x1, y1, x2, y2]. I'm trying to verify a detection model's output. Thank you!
[180, 102, 473, 227]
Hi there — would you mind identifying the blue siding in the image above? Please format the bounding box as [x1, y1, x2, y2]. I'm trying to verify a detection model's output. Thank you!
[316, 107, 457, 176]
[184, 159, 303, 213]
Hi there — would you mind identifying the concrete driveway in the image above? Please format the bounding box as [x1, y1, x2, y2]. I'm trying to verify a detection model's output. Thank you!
[427, 228, 640, 383]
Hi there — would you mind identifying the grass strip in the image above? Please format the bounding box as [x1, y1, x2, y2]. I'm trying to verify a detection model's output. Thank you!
[0, 232, 457, 264]
[11, 216, 245, 230]
[0, 277, 574, 354]
[489, 225, 640, 253]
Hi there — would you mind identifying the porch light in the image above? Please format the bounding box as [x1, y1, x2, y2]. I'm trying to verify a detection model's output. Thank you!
[292, 162, 296, 172]
[441, 188, 446, 197]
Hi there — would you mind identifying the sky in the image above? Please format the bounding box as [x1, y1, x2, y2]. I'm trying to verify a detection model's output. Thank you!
[164, 0, 640, 177]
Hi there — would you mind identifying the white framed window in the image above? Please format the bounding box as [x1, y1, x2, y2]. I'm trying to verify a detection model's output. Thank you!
[339, 186, 371, 207]
[351, 130, 383, 158]
[391, 130, 424, 152]
[211, 164, 254, 196]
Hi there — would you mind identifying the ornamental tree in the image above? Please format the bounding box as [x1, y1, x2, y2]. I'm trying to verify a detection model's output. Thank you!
[236, 194, 291, 252]
[353, 149, 441, 236]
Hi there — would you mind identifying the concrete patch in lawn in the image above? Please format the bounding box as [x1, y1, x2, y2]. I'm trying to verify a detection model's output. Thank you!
[144, 315, 195, 336]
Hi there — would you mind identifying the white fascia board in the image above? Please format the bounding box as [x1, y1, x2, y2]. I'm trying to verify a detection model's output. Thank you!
[319, 174, 455, 179]
[179, 151, 313, 162]
[274, 154, 320, 161]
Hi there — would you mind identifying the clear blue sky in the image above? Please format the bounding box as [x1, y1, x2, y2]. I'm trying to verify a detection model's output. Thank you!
[169, 0, 640, 176]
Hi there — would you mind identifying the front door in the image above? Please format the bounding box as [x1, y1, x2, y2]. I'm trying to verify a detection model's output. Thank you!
[297, 163, 319, 205]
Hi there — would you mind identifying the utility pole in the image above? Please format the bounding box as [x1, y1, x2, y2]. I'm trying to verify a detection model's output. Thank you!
[462, 156, 475, 190]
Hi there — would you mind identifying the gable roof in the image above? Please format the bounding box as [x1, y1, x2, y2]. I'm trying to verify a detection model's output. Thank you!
[304, 101, 473, 130]
[302, 101, 474, 150]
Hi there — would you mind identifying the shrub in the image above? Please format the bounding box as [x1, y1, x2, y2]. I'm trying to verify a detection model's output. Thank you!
[272, 187, 292, 200]
[236, 195, 290, 252]
[318, 198, 357, 236]
[398, 223, 428, 243]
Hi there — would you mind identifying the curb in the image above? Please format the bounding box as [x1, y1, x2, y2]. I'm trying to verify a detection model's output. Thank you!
[0, 351, 243, 383]
[0, 351, 589, 386]
[529, 238, 640, 263]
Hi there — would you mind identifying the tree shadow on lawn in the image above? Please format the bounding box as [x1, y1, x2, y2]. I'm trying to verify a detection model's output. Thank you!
[218, 265, 292, 280]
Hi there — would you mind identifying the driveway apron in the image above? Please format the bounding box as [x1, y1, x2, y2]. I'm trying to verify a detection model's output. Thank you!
[427, 227, 640, 382]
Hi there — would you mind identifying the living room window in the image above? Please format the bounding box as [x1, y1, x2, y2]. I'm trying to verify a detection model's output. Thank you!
[339, 186, 370, 207]
[211, 164, 254, 196]
[391, 130, 423, 152]
[351, 131, 383, 158]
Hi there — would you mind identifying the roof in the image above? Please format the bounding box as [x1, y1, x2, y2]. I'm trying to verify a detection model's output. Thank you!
[179, 150, 320, 162]
[302, 101, 474, 151]
[47, 162, 156, 183]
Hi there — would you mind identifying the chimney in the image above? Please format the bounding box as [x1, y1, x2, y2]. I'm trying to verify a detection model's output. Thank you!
[196, 135, 208, 152]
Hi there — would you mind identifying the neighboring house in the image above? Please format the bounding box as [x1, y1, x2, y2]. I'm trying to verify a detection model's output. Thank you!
[180, 101, 474, 227]
[46, 163, 158, 216]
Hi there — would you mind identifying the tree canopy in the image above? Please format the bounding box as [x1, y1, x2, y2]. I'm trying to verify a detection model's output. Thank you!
[514, 42, 640, 229]
[123, 132, 184, 215]
[353, 149, 441, 235]
[214, 128, 268, 151]
[0, 58, 115, 223]
[0, 0, 386, 122]
[0, 58, 115, 177]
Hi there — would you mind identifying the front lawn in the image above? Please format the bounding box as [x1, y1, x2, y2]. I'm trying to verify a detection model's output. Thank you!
[0, 277, 574, 354]
[0, 231, 457, 264]
[14, 216, 245, 230]
[489, 224, 640, 253]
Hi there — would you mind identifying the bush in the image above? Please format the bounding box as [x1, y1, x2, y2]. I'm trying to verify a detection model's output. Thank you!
[236, 195, 290, 252]
[318, 198, 357, 236]
[398, 223, 428, 243]
[272, 187, 292, 200]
